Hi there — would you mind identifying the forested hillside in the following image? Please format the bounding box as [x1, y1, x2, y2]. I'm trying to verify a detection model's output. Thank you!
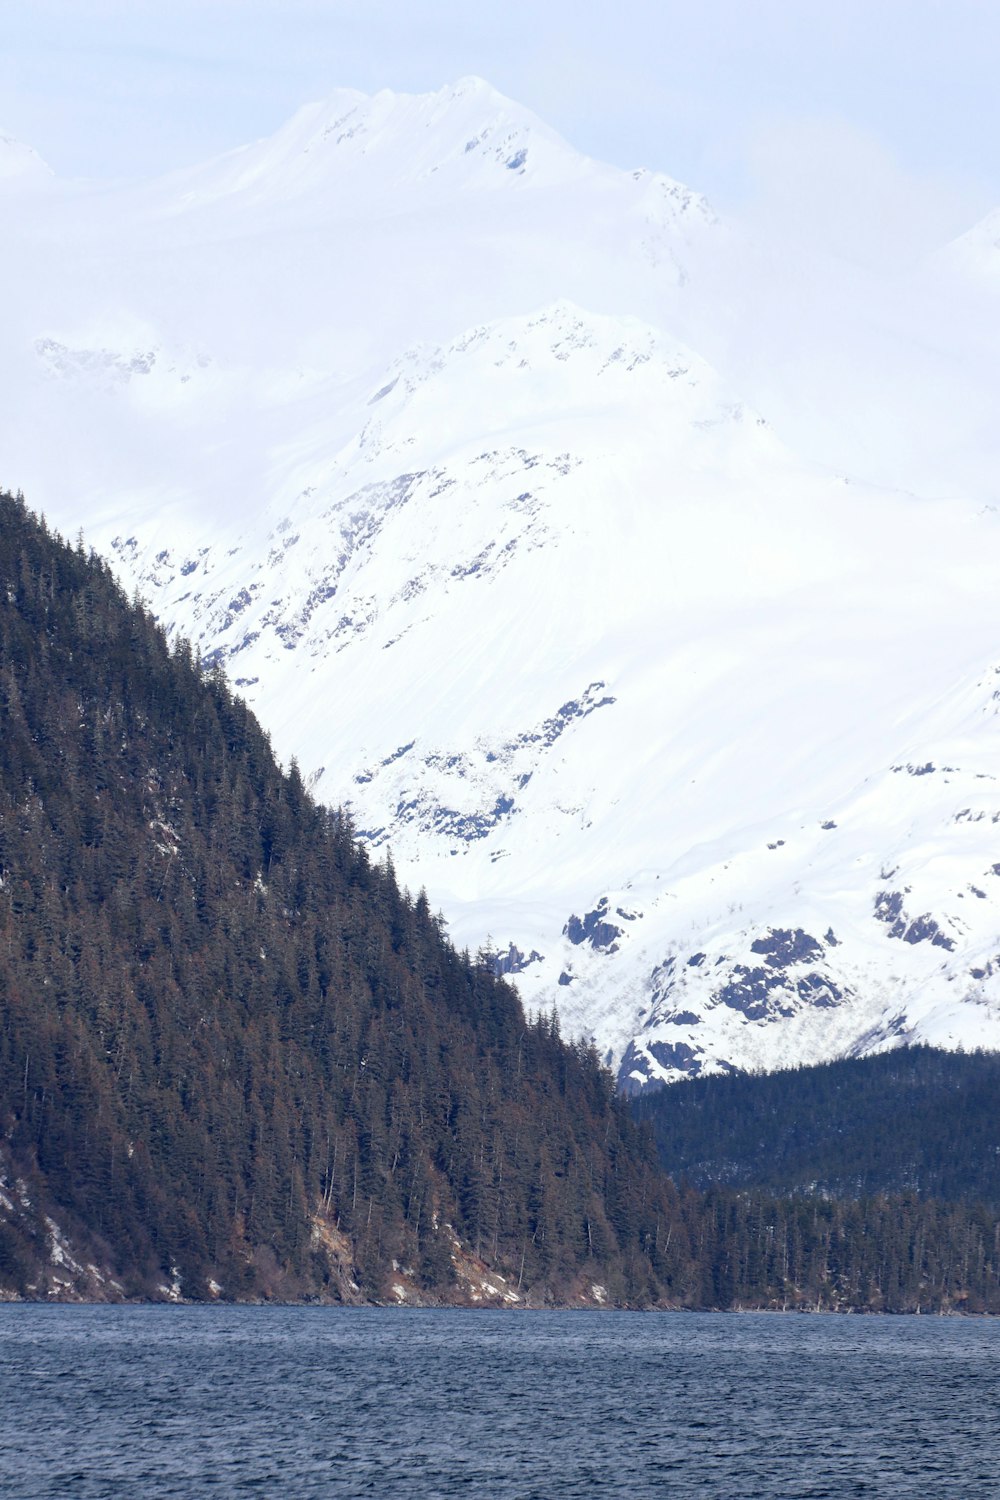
[2, 488, 1000, 1312]
[0, 488, 682, 1305]
[636, 1046, 1000, 1205]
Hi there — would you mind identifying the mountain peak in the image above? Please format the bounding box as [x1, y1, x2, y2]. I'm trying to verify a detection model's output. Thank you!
[439, 74, 506, 101]
[164, 77, 579, 209]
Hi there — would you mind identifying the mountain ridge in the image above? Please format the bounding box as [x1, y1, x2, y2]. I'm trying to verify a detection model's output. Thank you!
[101, 295, 1000, 1089]
[6, 81, 1000, 1088]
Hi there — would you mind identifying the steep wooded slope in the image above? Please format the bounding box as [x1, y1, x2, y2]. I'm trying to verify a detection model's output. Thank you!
[0, 489, 680, 1304]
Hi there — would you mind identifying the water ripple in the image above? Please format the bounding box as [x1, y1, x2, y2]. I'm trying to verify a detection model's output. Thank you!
[1, 1308, 999, 1498]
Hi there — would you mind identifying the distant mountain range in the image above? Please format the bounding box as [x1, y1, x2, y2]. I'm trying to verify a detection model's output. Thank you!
[5, 80, 1000, 1091]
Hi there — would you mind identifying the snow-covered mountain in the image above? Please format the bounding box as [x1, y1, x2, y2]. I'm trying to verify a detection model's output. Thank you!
[7, 80, 1000, 1090]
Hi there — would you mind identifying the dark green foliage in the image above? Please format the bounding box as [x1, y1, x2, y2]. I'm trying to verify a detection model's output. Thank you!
[635, 1046, 1000, 1205]
[673, 1186, 1000, 1313]
[635, 1046, 1000, 1311]
[0, 489, 679, 1303]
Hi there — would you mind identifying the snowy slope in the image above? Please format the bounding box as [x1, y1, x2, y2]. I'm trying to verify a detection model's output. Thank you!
[6, 81, 1000, 1089]
[0, 133, 52, 187]
[936, 208, 1000, 280]
[102, 300, 1000, 1089]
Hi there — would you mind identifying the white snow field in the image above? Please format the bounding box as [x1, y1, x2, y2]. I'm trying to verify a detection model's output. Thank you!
[5, 79, 1000, 1088]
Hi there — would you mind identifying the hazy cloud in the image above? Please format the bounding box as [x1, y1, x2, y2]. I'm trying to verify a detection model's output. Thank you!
[739, 117, 992, 269]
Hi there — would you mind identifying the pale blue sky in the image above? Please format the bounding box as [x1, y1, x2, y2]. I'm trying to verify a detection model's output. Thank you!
[3, 0, 998, 244]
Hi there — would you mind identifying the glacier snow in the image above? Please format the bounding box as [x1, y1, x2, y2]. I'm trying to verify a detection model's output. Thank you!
[6, 79, 1000, 1087]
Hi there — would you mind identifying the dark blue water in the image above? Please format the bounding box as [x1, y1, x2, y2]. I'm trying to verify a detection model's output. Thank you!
[1, 1308, 998, 1498]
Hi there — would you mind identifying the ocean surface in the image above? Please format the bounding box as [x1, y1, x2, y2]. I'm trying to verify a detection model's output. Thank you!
[1, 1307, 998, 1498]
